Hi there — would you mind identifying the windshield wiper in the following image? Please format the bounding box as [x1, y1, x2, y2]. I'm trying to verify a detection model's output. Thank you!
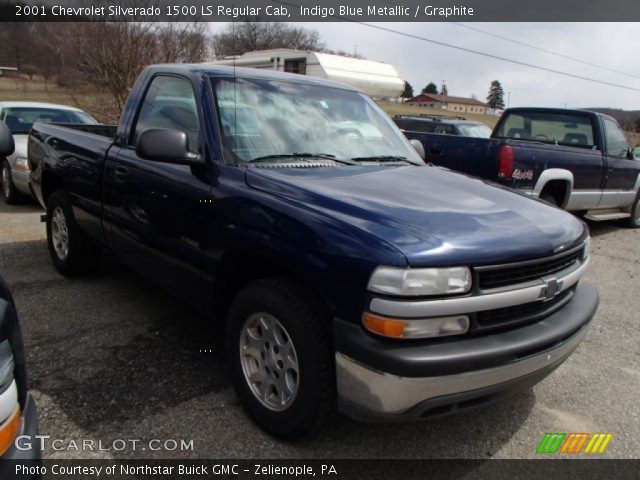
[350, 155, 412, 164]
[248, 153, 356, 165]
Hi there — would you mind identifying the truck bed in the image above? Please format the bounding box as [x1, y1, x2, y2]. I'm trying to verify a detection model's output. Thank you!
[28, 122, 117, 244]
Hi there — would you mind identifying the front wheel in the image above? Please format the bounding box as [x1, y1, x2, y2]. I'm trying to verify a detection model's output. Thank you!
[1, 160, 25, 205]
[624, 193, 640, 228]
[226, 278, 334, 439]
[46, 190, 100, 276]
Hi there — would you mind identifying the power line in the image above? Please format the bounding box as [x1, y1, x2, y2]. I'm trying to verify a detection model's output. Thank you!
[451, 22, 640, 81]
[272, 0, 640, 94]
[355, 22, 640, 93]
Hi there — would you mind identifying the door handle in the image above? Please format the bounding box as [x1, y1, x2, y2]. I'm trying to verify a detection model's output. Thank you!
[429, 148, 443, 156]
[114, 166, 129, 184]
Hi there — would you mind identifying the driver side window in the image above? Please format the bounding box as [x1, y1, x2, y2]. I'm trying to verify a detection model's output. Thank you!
[131, 76, 200, 151]
[603, 117, 629, 159]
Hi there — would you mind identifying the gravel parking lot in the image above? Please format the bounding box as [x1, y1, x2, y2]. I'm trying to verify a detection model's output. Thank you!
[0, 200, 638, 459]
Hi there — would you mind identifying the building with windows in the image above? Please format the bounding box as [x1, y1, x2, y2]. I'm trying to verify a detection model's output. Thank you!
[210, 49, 405, 98]
[405, 93, 488, 114]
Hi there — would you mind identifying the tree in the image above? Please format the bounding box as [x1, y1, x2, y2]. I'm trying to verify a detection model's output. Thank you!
[421, 82, 438, 94]
[487, 80, 505, 110]
[65, 22, 208, 110]
[440, 84, 448, 96]
[402, 81, 414, 98]
[211, 22, 324, 59]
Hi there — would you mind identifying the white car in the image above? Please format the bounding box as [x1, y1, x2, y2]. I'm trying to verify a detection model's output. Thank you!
[0, 101, 98, 204]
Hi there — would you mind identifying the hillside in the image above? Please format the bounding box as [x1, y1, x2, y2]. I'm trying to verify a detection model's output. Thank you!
[585, 107, 640, 130]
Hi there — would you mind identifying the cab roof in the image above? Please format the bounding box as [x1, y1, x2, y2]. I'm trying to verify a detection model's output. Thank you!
[144, 64, 363, 93]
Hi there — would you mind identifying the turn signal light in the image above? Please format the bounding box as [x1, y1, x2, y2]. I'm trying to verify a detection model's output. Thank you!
[362, 312, 470, 339]
[362, 312, 406, 338]
[0, 406, 21, 456]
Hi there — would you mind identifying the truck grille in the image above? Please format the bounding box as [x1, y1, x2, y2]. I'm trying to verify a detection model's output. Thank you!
[477, 247, 584, 290]
[474, 287, 575, 333]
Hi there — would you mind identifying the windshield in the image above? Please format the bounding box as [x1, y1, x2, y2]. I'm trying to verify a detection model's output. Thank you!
[212, 77, 423, 165]
[1, 107, 98, 134]
[458, 123, 492, 138]
[495, 111, 595, 147]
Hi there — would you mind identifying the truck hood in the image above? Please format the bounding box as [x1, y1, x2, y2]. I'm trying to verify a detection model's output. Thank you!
[245, 165, 586, 267]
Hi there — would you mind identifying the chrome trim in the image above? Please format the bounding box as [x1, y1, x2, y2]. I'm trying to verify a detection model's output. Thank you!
[0, 379, 18, 425]
[369, 259, 588, 318]
[336, 324, 589, 415]
[0, 340, 14, 391]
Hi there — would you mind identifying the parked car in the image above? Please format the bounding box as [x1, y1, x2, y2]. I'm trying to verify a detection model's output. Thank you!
[20, 65, 598, 439]
[394, 114, 492, 138]
[0, 101, 98, 204]
[403, 107, 640, 227]
[0, 126, 40, 467]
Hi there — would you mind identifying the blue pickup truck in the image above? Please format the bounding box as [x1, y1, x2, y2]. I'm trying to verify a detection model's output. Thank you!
[403, 107, 640, 227]
[16, 65, 598, 439]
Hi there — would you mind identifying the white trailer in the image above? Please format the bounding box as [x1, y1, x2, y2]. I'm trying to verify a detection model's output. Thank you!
[210, 49, 405, 98]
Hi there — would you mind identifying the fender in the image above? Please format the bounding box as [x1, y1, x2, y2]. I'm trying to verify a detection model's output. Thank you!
[532, 169, 574, 209]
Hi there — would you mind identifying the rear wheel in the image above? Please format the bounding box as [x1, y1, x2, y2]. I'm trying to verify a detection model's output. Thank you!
[1, 160, 25, 205]
[46, 190, 100, 276]
[226, 277, 334, 439]
[540, 192, 559, 207]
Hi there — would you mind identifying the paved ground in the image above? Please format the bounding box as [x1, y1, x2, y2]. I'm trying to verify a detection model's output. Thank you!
[0, 200, 638, 459]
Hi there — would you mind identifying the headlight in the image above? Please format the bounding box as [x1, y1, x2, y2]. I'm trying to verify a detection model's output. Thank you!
[14, 158, 29, 171]
[367, 266, 471, 296]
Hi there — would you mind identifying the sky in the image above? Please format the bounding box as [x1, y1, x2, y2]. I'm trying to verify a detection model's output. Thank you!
[208, 22, 640, 110]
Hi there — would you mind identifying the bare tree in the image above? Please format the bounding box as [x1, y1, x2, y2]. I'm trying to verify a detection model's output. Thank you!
[211, 22, 324, 59]
[63, 22, 208, 110]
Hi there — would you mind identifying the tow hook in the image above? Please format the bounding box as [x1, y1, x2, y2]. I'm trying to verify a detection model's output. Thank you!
[40, 214, 47, 223]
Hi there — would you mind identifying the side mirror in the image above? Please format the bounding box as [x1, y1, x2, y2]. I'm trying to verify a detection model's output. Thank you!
[409, 138, 426, 161]
[0, 122, 15, 157]
[135, 128, 203, 166]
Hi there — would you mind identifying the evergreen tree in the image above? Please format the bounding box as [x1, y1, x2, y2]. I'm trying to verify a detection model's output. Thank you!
[487, 80, 505, 110]
[402, 81, 414, 98]
[422, 82, 438, 94]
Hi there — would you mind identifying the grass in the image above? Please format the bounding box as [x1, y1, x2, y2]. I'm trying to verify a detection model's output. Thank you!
[377, 101, 500, 128]
[0, 76, 119, 123]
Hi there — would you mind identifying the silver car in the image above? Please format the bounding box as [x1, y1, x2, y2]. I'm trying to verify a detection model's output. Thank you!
[0, 101, 98, 204]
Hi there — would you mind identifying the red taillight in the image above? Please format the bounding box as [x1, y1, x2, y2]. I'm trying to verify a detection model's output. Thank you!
[498, 145, 514, 179]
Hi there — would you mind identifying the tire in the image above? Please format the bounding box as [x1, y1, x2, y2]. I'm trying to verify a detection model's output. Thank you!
[1, 160, 25, 205]
[540, 192, 559, 207]
[226, 277, 334, 439]
[624, 193, 640, 228]
[46, 190, 100, 276]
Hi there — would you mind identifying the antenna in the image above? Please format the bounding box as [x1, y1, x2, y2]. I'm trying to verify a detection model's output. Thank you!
[232, 16, 237, 146]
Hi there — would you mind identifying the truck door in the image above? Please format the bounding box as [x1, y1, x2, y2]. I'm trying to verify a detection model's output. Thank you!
[600, 116, 639, 208]
[103, 75, 211, 309]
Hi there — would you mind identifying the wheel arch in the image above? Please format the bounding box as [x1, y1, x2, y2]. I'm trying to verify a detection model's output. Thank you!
[212, 247, 337, 327]
[533, 169, 574, 209]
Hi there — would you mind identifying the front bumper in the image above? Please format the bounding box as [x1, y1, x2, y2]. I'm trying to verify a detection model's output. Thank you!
[335, 282, 598, 421]
[1, 393, 40, 461]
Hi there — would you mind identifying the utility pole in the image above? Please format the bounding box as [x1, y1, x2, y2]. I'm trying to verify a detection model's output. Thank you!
[507, 91, 511, 108]
[442, 80, 447, 110]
